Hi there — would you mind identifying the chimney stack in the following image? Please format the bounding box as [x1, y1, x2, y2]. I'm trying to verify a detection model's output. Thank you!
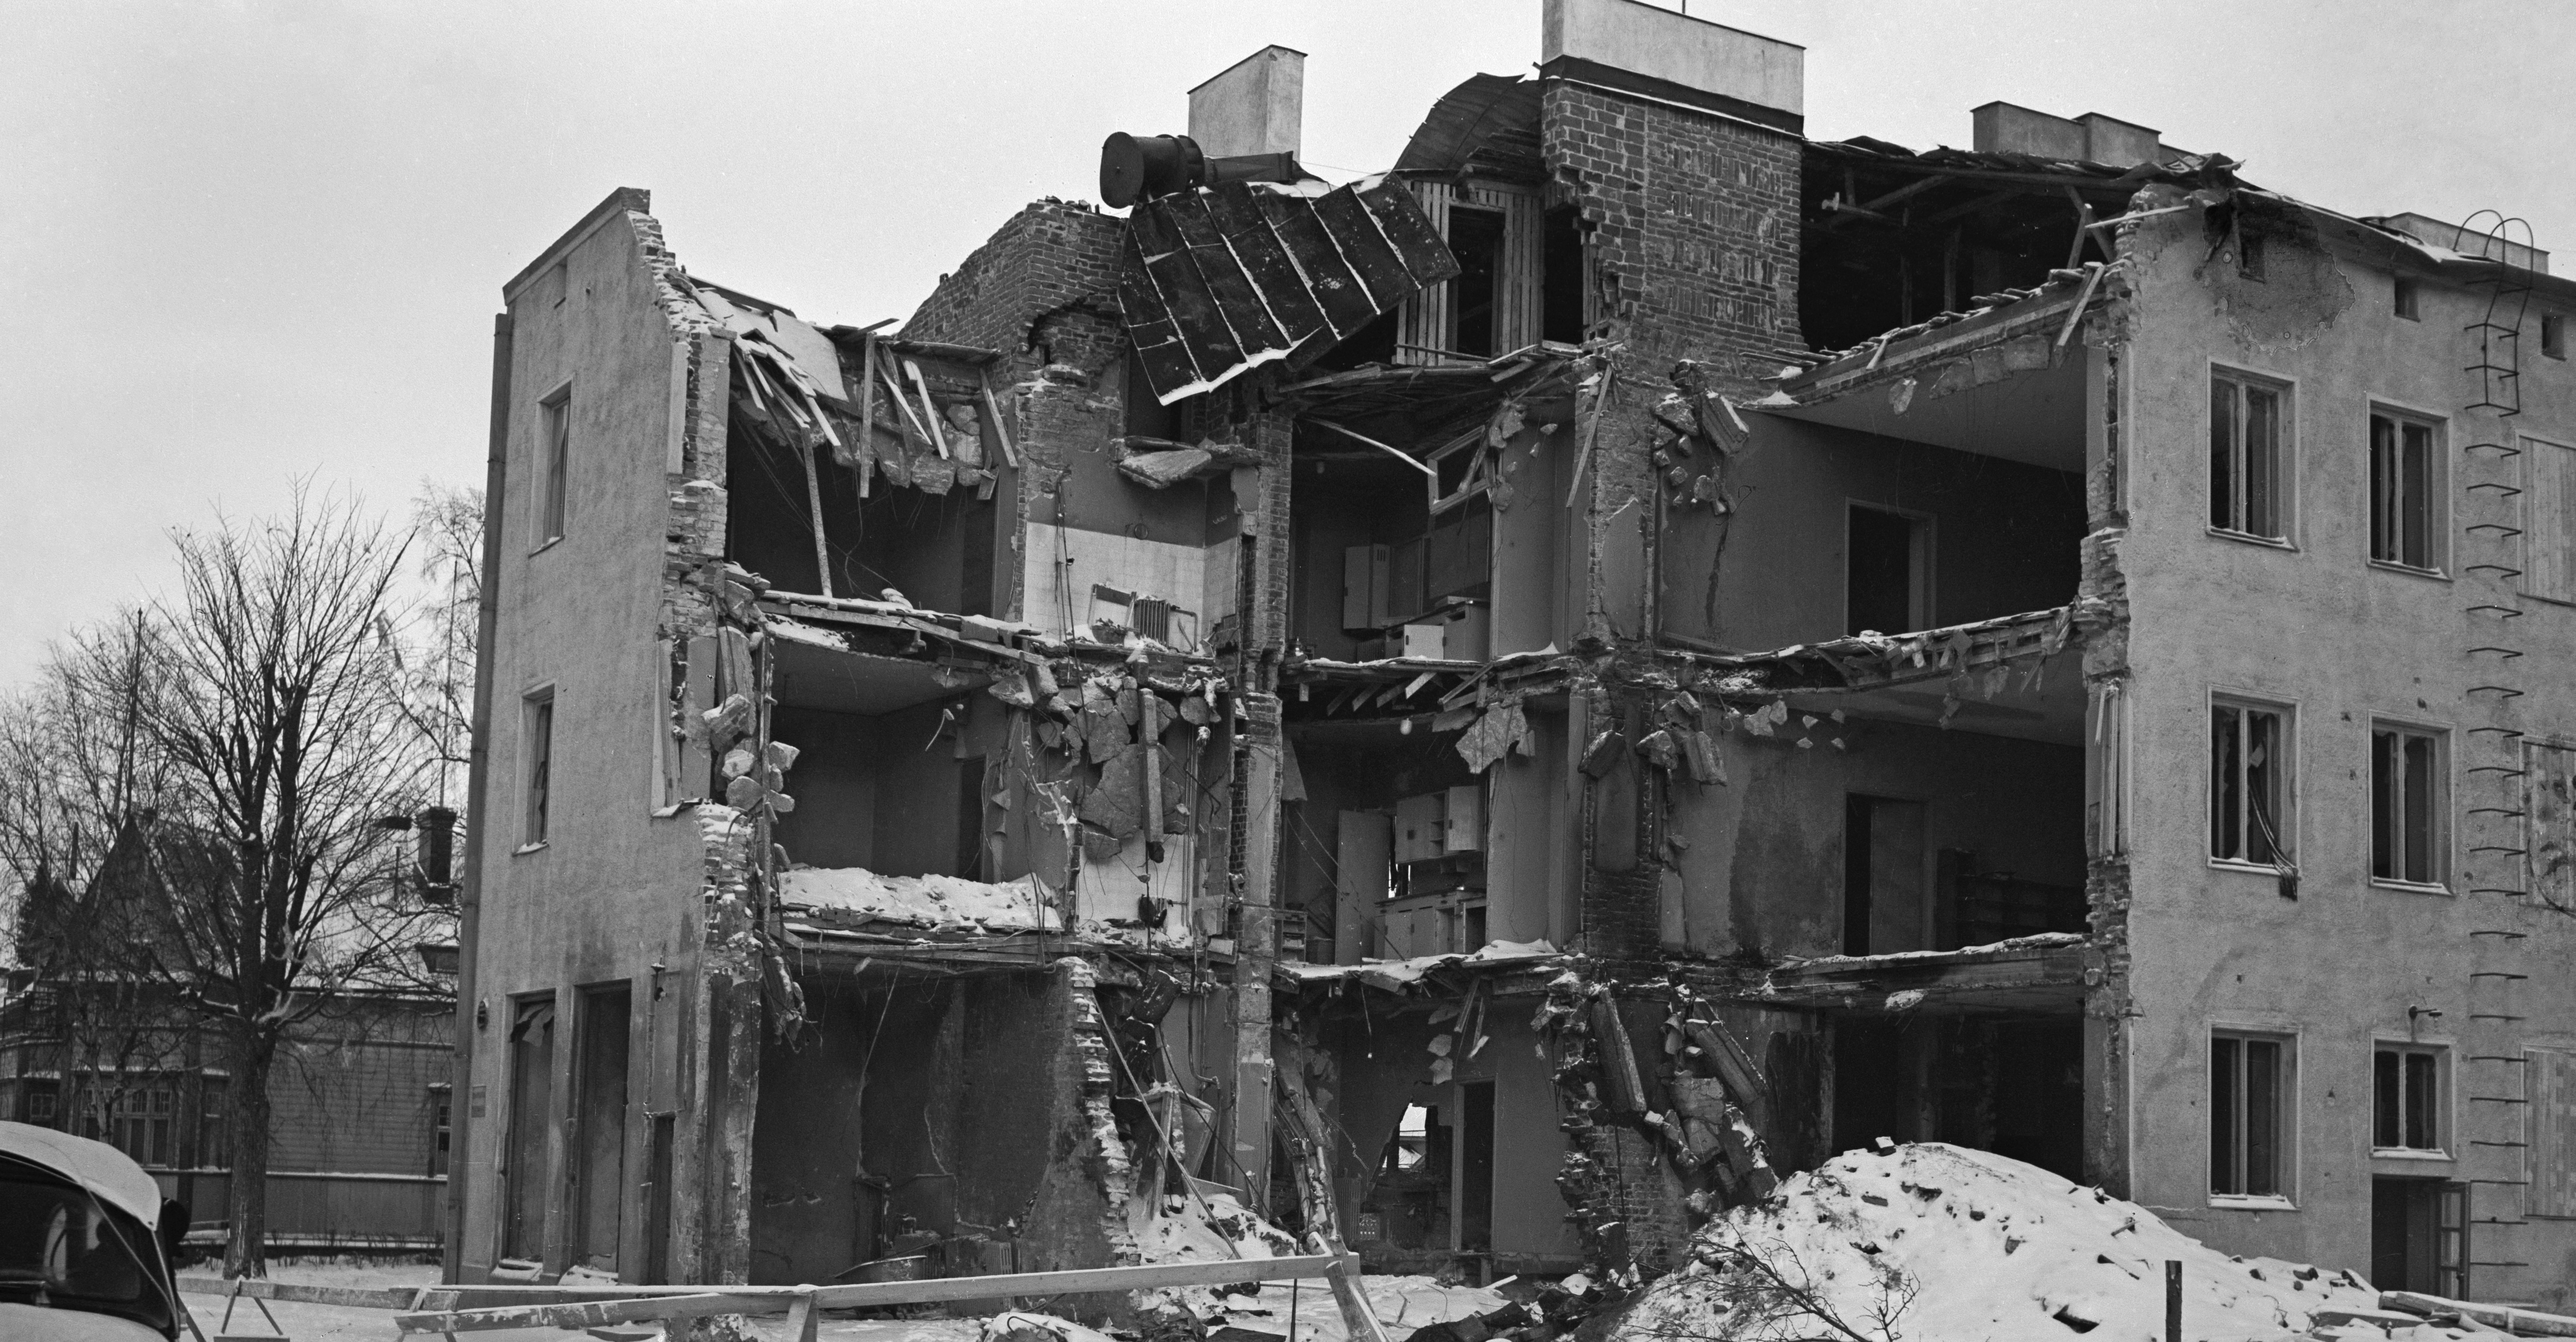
[1540, 0, 1803, 131]
[1189, 45, 1305, 160]
[1972, 101, 2168, 167]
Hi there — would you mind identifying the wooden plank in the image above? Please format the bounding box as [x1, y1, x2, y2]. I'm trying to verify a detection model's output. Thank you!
[178, 1276, 420, 1310]
[399, 1291, 787, 1334]
[2384, 1290, 2576, 1337]
[397, 1255, 1358, 1335]
[854, 333, 876, 499]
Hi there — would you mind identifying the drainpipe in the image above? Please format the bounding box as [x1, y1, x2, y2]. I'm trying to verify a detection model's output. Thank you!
[445, 309, 512, 1281]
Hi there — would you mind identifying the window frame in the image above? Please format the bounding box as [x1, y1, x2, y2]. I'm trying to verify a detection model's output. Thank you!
[2370, 717, 2452, 892]
[2210, 1027, 2298, 1206]
[520, 685, 557, 852]
[2366, 401, 2450, 576]
[2374, 1040, 2451, 1159]
[2209, 365, 2297, 546]
[2209, 691, 2297, 873]
[535, 381, 573, 552]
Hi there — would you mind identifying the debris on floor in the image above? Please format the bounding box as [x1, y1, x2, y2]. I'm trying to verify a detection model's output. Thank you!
[1606, 1142, 2467, 1342]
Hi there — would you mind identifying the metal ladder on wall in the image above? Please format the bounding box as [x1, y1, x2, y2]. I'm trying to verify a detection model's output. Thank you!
[2454, 212, 2542, 1294]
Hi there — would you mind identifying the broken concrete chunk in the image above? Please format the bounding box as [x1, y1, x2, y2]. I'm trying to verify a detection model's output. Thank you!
[1083, 701, 1128, 762]
[1579, 728, 1627, 778]
[987, 667, 1037, 709]
[1078, 744, 1145, 837]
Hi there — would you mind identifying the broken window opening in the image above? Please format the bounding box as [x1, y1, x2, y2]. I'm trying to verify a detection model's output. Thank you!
[2370, 410, 2441, 571]
[2210, 371, 2289, 541]
[2371, 723, 2444, 886]
[1446, 205, 1506, 359]
[1845, 504, 1929, 637]
[2210, 1031, 2288, 1198]
[2544, 313, 2567, 361]
[1541, 205, 1588, 343]
[2395, 276, 2422, 321]
[2210, 699, 2290, 867]
[2374, 1044, 2443, 1152]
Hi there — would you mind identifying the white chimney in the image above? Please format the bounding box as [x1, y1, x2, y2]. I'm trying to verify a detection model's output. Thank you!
[1188, 45, 1306, 159]
[1540, 0, 1803, 124]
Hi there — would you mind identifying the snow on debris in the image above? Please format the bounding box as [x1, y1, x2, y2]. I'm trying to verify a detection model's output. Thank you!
[1614, 1143, 2404, 1342]
[779, 866, 1062, 932]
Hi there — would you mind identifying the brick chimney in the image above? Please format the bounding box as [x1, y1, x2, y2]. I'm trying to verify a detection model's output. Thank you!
[1537, 0, 1805, 363]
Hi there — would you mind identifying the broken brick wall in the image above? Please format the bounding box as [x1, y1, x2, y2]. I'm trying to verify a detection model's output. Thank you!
[904, 199, 1126, 386]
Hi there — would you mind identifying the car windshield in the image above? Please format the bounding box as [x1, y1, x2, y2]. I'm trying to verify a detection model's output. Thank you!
[0, 1169, 173, 1335]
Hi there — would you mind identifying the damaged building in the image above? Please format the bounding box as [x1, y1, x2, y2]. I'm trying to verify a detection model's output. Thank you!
[449, 0, 2576, 1313]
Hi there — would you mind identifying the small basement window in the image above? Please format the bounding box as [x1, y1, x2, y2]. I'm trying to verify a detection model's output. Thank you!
[2395, 277, 2422, 321]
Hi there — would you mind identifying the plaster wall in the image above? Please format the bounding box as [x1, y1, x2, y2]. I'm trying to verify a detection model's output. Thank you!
[1666, 718, 2085, 959]
[2112, 205, 2576, 1303]
[463, 207, 716, 1282]
[1664, 415, 2085, 653]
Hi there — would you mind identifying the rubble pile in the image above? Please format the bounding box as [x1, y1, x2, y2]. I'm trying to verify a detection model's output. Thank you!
[1609, 1143, 2462, 1342]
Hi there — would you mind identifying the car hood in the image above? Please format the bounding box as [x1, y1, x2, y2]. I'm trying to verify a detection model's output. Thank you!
[0, 1300, 171, 1342]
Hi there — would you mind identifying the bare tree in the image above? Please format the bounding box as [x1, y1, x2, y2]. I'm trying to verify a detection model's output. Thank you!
[402, 481, 482, 814]
[134, 486, 447, 1274]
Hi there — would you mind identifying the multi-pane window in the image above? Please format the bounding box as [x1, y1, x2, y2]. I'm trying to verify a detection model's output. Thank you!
[88, 1087, 175, 1167]
[2370, 412, 2440, 569]
[524, 689, 555, 846]
[2211, 373, 2288, 540]
[2372, 724, 2444, 885]
[2376, 1045, 2443, 1152]
[2212, 700, 2291, 864]
[2213, 1033, 2290, 1197]
[539, 387, 571, 545]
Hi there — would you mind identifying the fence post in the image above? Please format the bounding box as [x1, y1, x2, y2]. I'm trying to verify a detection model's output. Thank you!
[2165, 1260, 2181, 1342]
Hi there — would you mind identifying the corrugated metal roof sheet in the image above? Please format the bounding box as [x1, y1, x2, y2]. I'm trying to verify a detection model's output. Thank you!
[1119, 179, 1460, 405]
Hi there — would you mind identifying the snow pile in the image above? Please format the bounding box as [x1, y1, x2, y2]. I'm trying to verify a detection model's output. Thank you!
[1617, 1144, 2394, 1342]
[1133, 1189, 1295, 1264]
[780, 866, 1062, 932]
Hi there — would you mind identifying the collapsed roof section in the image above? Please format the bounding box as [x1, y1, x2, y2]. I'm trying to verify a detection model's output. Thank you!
[1119, 179, 1460, 405]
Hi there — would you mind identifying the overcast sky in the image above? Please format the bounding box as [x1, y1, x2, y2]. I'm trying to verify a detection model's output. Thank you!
[4, 0, 2571, 686]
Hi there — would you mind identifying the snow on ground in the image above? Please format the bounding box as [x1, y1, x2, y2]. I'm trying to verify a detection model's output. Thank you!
[1613, 1143, 2478, 1342]
[179, 1257, 440, 1342]
[1126, 1189, 1506, 1342]
[780, 867, 1062, 932]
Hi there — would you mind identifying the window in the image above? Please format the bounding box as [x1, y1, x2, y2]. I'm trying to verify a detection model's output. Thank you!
[96, 1088, 174, 1168]
[2545, 314, 2566, 361]
[2524, 437, 2576, 604]
[2211, 372, 2289, 540]
[429, 1086, 452, 1179]
[2530, 1049, 2576, 1217]
[2372, 723, 2446, 885]
[2395, 276, 2421, 320]
[25, 1087, 56, 1125]
[2212, 1032, 2291, 1198]
[2238, 233, 2266, 282]
[538, 386, 571, 546]
[2369, 410, 2442, 570]
[2211, 699, 2292, 865]
[523, 689, 555, 847]
[2376, 1045, 2444, 1152]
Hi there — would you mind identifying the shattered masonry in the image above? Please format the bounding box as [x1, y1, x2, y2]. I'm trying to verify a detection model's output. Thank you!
[448, 0, 2576, 1321]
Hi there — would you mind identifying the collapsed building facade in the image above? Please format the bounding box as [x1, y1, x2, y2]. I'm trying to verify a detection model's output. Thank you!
[449, 0, 2576, 1312]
